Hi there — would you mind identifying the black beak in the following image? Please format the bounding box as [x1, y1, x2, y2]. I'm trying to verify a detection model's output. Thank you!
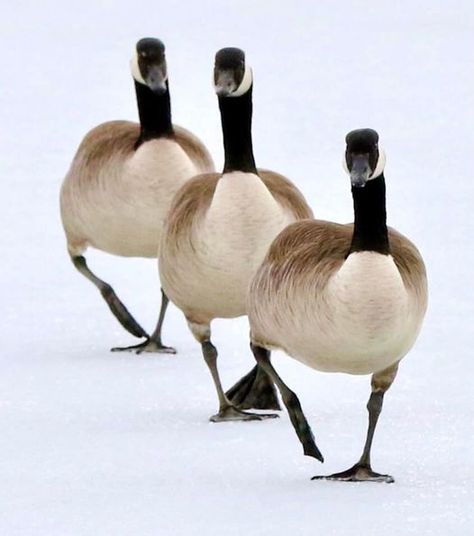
[214, 70, 235, 97]
[350, 154, 371, 188]
[145, 64, 167, 95]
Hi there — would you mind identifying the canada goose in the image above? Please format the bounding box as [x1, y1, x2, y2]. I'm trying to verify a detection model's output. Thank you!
[247, 128, 428, 482]
[159, 47, 313, 421]
[60, 38, 214, 352]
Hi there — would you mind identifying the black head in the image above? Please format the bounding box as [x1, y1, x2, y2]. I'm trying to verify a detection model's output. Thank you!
[214, 47, 253, 97]
[131, 38, 168, 95]
[344, 128, 385, 188]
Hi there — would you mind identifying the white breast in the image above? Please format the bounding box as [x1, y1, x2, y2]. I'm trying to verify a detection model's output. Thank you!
[327, 253, 409, 354]
[203, 172, 292, 270]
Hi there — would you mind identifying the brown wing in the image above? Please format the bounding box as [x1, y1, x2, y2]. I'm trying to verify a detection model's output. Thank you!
[73, 120, 139, 171]
[164, 169, 312, 246]
[261, 220, 351, 291]
[388, 227, 428, 308]
[163, 173, 221, 246]
[70, 121, 213, 178]
[259, 169, 313, 220]
[173, 125, 215, 174]
[262, 219, 427, 301]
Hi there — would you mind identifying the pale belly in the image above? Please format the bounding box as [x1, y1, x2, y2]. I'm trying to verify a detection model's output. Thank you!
[76, 187, 171, 258]
[285, 312, 418, 375]
[165, 213, 293, 320]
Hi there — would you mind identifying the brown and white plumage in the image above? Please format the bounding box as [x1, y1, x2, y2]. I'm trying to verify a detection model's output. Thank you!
[59, 38, 214, 353]
[161, 169, 311, 325]
[159, 47, 313, 421]
[248, 128, 428, 482]
[61, 122, 212, 258]
[249, 222, 427, 375]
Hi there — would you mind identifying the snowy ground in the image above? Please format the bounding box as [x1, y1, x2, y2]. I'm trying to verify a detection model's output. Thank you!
[1, 1, 473, 534]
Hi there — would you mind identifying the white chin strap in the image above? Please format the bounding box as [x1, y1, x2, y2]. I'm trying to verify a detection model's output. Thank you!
[342, 155, 350, 175]
[342, 148, 386, 180]
[130, 52, 146, 85]
[370, 149, 386, 179]
[231, 65, 253, 97]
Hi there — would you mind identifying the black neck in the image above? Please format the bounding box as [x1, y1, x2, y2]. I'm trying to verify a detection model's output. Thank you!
[349, 174, 390, 255]
[218, 86, 257, 174]
[134, 80, 173, 148]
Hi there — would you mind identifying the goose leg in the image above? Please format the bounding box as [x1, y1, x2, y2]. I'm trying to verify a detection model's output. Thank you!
[71, 255, 148, 341]
[112, 290, 176, 354]
[202, 341, 278, 422]
[188, 320, 278, 422]
[226, 362, 281, 410]
[251, 343, 324, 462]
[312, 362, 399, 483]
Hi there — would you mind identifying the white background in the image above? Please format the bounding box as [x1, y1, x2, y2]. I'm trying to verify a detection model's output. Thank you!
[1, 1, 473, 534]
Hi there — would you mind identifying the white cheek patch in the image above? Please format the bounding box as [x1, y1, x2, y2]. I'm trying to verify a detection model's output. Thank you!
[231, 65, 253, 97]
[369, 148, 386, 180]
[342, 154, 350, 175]
[130, 51, 146, 85]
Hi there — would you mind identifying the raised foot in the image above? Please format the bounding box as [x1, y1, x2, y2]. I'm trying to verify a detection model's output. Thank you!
[210, 405, 279, 423]
[311, 463, 394, 483]
[226, 365, 281, 411]
[111, 339, 177, 354]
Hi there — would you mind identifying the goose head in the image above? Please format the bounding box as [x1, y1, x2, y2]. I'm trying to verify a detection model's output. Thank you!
[214, 47, 253, 98]
[343, 128, 386, 188]
[131, 37, 168, 95]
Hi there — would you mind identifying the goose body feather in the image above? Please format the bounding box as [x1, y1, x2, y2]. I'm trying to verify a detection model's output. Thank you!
[248, 220, 428, 374]
[60, 120, 214, 257]
[160, 170, 313, 324]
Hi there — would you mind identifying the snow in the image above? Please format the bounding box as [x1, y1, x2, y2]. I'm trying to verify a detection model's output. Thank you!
[1, 0, 473, 534]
